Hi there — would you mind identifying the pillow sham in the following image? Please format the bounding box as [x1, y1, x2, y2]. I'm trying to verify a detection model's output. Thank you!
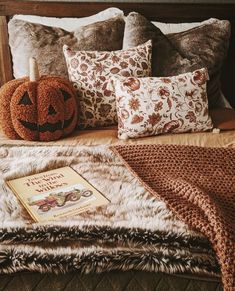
[13, 11, 207, 34]
[8, 16, 125, 79]
[63, 41, 152, 129]
[113, 68, 213, 139]
[153, 19, 233, 109]
[13, 7, 124, 31]
[152, 19, 205, 34]
[123, 12, 231, 109]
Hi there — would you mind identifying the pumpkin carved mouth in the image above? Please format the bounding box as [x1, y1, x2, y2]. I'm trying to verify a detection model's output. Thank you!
[18, 112, 75, 133]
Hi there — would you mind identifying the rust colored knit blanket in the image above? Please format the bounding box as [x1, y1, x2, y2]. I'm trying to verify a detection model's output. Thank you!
[111, 144, 235, 291]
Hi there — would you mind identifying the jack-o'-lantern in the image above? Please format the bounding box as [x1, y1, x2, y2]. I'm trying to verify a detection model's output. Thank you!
[0, 58, 77, 141]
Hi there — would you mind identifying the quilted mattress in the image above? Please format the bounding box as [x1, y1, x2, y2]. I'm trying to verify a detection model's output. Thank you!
[0, 271, 223, 291]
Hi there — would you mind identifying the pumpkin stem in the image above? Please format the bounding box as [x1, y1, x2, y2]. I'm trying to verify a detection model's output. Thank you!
[29, 57, 40, 82]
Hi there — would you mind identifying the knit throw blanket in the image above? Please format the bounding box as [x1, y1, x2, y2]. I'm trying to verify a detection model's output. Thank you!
[112, 144, 235, 291]
[0, 145, 220, 279]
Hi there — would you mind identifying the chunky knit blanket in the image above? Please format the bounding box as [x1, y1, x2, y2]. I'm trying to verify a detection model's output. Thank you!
[112, 144, 235, 291]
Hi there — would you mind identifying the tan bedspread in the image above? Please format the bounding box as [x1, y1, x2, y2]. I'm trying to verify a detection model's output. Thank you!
[0, 127, 234, 148]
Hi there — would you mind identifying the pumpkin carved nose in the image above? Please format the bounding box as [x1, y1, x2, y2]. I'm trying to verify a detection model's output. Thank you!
[18, 92, 33, 105]
[48, 105, 56, 115]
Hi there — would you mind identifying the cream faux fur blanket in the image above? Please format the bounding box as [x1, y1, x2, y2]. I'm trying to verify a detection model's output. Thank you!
[0, 145, 219, 277]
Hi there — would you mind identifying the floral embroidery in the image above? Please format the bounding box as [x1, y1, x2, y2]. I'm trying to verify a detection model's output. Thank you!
[154, 101, 163, 112]
[131, 115, 144, 124]
[157, 87, 171, 97]
[63, 41, 152, 128]
[128, 98, 140, 111]
[113, 68, 213, 139]
[160, 77, 171, 84]
[193, 70, 208, 85]
[121, 109, 129, 120]
[123, 78, 141, 91]
[147, 113, 162, 127]
[185, 111, 197, 123]
[98, 104, 112, 118]
[163, 120, 182, 133]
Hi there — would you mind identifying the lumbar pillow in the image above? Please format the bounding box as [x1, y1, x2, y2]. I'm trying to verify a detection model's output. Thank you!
[113, 68, 213, 139]
[8, 15, 125, 79]
[63, 40, 152, 129]
[123, 12, 231, 109]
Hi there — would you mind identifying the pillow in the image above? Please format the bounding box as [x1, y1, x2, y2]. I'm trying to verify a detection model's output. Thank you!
[63, 41, 152, 129]
[153, 18, 231, 110]
[113, 68, 213, 140]
[8, 16, 125, 79]
[152, 20, 204, 34]
[11, 10, 210, 34]
[123, 12, 197, 78]
[210, 108, 235, 131]
[123, 12, 231, 109]
[13, 8, 124, 31]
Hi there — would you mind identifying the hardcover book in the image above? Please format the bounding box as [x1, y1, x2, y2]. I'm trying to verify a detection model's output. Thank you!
[6, 166, 109, 222]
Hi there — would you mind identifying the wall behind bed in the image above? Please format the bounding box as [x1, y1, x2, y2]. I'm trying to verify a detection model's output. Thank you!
[14, 0, 235, 2]
[0, 0, 235, 107]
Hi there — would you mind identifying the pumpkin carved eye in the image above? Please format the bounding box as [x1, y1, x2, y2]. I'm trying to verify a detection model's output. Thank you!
[61, 89, 71, 101]
[18, 92, 33, 105]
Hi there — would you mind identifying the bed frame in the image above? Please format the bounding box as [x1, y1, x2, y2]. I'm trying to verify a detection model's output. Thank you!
[0, 1, 235, 107]
[0, 2, 233, 290]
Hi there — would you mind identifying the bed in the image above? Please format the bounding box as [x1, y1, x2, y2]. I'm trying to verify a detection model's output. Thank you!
[0, 1, 234, 291]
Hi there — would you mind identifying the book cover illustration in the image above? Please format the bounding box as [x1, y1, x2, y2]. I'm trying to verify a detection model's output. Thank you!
[6, 166, 109, 222]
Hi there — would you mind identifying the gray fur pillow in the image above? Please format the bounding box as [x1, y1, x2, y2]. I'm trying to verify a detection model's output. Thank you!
[123, 12, 231, 108]
[8, 16, 125, 79]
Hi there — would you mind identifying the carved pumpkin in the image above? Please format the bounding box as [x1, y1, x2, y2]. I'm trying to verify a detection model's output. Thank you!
[0, 58, 77, 141]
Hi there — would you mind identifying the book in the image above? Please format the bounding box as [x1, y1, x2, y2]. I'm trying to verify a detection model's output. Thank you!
[6, 166, 109, 222]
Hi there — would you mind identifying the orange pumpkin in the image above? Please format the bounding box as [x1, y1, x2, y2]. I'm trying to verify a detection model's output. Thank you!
[0, 58, 77, 141]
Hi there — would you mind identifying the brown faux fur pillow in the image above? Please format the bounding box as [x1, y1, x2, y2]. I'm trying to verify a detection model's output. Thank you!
[123, 12, 231, 109]
[8, 16, 125, 79]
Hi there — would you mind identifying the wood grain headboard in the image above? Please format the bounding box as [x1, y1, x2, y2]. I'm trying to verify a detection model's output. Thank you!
[0, 1, 235, 107]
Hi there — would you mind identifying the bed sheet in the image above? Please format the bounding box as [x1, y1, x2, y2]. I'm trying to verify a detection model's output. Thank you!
[0, 127, 234, 148]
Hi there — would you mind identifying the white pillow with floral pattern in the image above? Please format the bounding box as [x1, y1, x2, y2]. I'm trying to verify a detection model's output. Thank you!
[113, 68, 213, 139]
[63, 40, 152, 128]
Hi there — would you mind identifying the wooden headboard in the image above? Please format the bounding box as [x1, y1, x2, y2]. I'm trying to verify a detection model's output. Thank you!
[0, 1, 235, 107]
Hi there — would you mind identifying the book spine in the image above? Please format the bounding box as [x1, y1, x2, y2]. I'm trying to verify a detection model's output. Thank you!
[5, 181, 39, 222]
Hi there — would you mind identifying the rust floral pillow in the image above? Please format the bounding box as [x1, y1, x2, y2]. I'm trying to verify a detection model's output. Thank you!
[63, 41, 152, 128]
[113, 68, 213, 139]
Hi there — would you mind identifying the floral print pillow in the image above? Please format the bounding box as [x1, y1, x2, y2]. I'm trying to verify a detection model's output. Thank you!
[63, 41, 152, 128]
[113, 68, 213, 139]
